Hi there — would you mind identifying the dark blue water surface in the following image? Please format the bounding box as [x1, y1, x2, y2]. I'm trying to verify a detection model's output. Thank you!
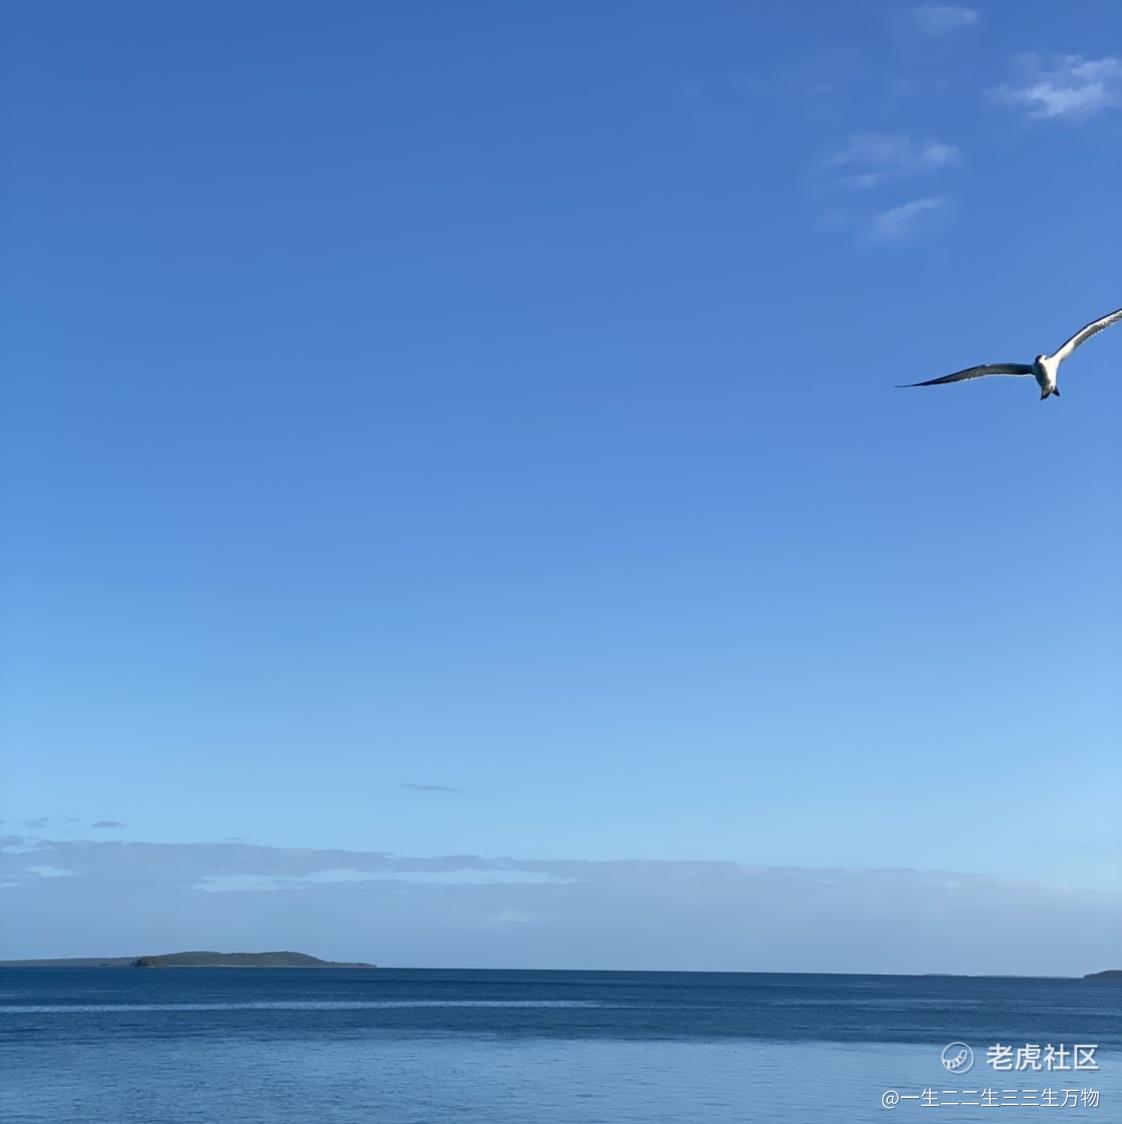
[3, 969, 1118, 1122]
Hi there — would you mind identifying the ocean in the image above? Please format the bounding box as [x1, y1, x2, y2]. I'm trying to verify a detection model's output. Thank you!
[2, 968, 1117, 1122]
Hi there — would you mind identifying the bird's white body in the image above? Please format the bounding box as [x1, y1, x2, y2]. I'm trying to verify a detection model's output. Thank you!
[1033, 354, 1060, 399]
[904, 306, 1122, 400]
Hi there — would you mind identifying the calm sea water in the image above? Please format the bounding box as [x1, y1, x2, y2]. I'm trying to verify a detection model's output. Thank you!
[2, 969, 1117, 1122]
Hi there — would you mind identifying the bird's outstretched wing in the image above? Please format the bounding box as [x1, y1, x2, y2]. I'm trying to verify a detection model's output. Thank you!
[899, 363, 1034, 388]
[1051, 306, 1122, 365]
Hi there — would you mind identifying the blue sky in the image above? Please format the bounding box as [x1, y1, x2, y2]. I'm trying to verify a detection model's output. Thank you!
[2, 2, 1121, 961]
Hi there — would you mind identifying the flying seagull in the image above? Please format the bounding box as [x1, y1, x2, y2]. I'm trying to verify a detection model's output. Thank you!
[901, 306, 1122, 400]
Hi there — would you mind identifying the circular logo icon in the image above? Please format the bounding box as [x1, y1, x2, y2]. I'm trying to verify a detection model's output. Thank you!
[941, 1042, 975, 1073]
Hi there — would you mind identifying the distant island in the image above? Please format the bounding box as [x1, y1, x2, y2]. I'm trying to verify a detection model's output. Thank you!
[1083, 969, 1122, 981]
[0, 950, 376, 969]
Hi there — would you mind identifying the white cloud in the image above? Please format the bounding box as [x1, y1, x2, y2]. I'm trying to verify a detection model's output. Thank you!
[192, 867, 576, 893]
[0, 838, 50, 855]
[867, 197, 945, 243]
[485, 908, 534, 926]
[193, 869, 381, 893]
[817, 137, 957, 245]
[912, 5, 980, 36]
[995, 55, 1122, 120]
[381, 869, 577, 886]
[23, 865, 78, 879]
[828, 134, 960, 190]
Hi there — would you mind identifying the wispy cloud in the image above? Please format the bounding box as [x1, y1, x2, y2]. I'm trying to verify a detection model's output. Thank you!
[791, 46, 864, 102]
[867, 197, 945, 244]
[994, 55, 1122, 120]
[92, 820, 125, 829]
[195, 869, 383, 893]
[24, 865, 78, 879]
[827, 133, 961, 190]
[912, 5, 980, 36]
[193, 867, 575, 893]
[816, 134, 957, 245]
[0, 837, 50, 855]
[401, 783, 461, 794]
[4, 837, 1121, 973]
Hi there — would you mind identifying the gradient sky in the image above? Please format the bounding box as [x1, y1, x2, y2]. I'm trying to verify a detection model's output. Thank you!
[2, 0, 1121, 961]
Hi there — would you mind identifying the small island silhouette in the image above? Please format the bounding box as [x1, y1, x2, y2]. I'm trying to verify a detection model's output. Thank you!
[0, 950, 376, 969]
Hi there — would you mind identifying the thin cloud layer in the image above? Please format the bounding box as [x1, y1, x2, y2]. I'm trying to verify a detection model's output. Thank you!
[2, 837, 1119, 975]
[995, 55, 1122, 120]
[816, 133, 958, 246]
[0, 837, 49, 855]
[867, 196, 945, 244]
[195, 868, 574, 893]
[912, 5, 980, 37]
[827, 134, 960, 190]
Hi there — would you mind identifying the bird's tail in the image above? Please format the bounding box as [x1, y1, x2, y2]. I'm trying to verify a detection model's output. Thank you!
[1041, 386, 1060, 400]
